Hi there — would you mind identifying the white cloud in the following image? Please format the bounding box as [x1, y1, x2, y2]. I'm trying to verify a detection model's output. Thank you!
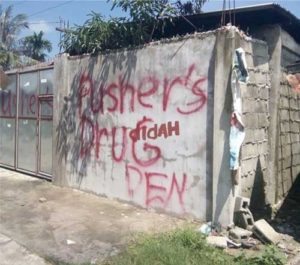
[29, 20, 54, 33]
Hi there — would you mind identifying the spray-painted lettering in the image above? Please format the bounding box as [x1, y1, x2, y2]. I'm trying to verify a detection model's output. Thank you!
[126, 164, 187, 212]
[71, 63, 208, 213]
[130, 120, 180, 141]
[78, 64, 207, 116]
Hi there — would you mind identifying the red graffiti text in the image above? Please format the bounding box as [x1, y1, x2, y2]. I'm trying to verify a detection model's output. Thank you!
[126, 164, 187, 212]
[78, 64, 207, 116]
[130, 120, 180, 141]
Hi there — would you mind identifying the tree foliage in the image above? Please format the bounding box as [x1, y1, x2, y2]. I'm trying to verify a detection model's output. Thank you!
[0, 4, 28, 69]
[21, 31, 52, 61]
[176, 0, 208, 15]
[60, 0, 208, 56]
[0, 4, 28, 50]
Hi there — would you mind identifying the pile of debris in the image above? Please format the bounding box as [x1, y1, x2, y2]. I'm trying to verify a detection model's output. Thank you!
[199, 196, 295, 254]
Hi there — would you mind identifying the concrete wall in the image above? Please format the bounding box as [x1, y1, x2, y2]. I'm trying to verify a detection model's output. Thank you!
[239, 40, 271, 210]
[212, 28, 234, 225]
[252, 25, 300, 208]
[253, 24, 282, 207]
[53, 33, 216, 220]
[211, 30, 271, 224]
[281, 29, 300, 68]
[277, 71, 300, 200]
[52, 26, 298, 223]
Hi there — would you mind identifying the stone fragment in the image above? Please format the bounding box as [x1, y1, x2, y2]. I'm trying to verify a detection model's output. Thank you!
[229, 227, 252, 243]
[252, 219, 281, 244]
[39, 197, 47, 203]
[206, 236, 227, 249]
[66, 239, 76, 245]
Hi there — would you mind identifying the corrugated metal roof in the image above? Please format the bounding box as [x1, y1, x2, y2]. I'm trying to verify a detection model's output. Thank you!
[158, 3, 300, 43]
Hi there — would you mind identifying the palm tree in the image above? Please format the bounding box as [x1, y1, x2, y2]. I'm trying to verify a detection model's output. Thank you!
[0, 4, 28, 69]
[21, 31, 52, 61]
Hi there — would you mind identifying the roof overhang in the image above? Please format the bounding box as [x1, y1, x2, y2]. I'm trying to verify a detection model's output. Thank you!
[160, 3, 300, 43]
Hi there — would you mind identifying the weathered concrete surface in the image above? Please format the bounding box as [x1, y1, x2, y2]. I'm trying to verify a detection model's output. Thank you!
[53, 32, 216, 220]
[0, 168, 186, 264]
[0, 233, 50, 265]
[212, 28, 234, 226]
[253, 25, 282, 207]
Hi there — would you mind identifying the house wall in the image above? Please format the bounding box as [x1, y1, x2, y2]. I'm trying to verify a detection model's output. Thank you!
[277, 71, 300, 200]
[209, 29, 270, 225]
[52, 26, 297, 223]
[252, 25, 300, 207]
[252, 24, 283, 206]
[281, 29, 300, 68]
[53, 32, 216, 220]
[278, 30, 300, 198]
[239, 39, 271, 209]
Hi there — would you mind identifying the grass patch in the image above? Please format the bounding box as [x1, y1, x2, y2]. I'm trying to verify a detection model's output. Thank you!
[104, 228, 286, 265]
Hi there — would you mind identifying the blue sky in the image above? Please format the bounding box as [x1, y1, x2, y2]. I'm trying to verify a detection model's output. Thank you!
[1, 0, 300, 59]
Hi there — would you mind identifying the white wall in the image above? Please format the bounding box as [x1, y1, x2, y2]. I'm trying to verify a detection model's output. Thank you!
[54, 34, 216, 220]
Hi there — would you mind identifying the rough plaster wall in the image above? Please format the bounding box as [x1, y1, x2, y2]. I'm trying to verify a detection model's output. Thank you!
[277, 71, 300, 200]
[212, 28, 235, 226]
[53, 34, 216, 220]
[239, 39, 271, 207]
[281, 29, 300, 68]
[252, 25, 282, 206]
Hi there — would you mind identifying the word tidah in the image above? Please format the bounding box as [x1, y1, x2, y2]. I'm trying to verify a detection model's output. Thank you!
[130, 120, 179, 141]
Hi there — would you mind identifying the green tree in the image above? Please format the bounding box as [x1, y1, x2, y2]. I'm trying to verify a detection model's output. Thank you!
[21, 31, 52, 61]
[0, 4, 28, 69]
[176, 0, 208, 15]
[60, 0, 208, 56]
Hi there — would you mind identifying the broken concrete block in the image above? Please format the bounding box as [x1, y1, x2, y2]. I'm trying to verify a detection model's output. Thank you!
[234, 209, 254, 230]
[229, 227, 252, 243]
[253, 219, 281, 244]
[234, 196, 250, 212]
[206, 236, 227, 249]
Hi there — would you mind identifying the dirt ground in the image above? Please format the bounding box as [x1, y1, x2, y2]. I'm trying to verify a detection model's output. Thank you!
[0, 168, 300, 265]
[0, 168, 186, 264]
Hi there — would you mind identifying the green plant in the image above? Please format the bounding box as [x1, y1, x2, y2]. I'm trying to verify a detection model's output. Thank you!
[104, 228, 287, 265]
[242, 245, 286, 265]
[105, 228, 235, 265]
[176, 0, 208, 15]
[0, 4, 28, 69]
[20, 31, 52, 61]
[60, 0, 209, 56]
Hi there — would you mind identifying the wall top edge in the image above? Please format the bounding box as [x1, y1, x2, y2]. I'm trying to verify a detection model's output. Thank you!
[56, 26, 264, 61]
[5, 61, 54, 74]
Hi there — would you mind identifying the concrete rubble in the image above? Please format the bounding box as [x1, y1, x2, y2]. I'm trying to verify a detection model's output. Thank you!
[233, 196, 254, 230]
[229, 226, 252, 244]
[201, 194, 299, 262]
[206, 236, 228, 249]
[253, 219, 281, 244]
